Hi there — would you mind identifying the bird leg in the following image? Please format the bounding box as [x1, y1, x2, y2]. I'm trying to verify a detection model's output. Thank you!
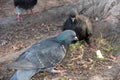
[17, 14, 22, 22]
[16, 7, 22, 22]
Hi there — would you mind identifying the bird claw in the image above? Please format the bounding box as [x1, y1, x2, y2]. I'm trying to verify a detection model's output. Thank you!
[30, 10, 38, 14]
[52, 69, 66, 73]
[89, 44, 97, 50]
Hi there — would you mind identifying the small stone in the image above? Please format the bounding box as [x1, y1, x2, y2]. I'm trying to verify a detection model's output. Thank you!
[96, 50, 104, 59]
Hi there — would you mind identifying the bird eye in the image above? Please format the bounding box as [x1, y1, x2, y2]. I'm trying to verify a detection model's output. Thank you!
[70, 35, 75, 38]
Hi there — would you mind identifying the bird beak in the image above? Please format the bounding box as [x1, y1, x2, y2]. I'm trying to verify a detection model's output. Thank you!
[71, 36, 78, 43]
[71, 18, 75, 22]
[74, 36, 78, 41]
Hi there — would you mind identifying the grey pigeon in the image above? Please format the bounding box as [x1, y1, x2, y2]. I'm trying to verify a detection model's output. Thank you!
[8, 30, 78, 80]
[62, 9, 97, 49]
[14, 0, 37, 21]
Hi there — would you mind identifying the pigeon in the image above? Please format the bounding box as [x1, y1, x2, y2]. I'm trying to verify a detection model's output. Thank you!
[62, 9, 96, 49]
[14, 0, 37, 21]
[8, 30, 78, 80]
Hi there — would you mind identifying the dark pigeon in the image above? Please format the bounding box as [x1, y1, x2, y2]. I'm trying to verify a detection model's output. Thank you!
[62, 9, 96, 49]
[14, 0, 37, 21]
[8, 30, 78, 80]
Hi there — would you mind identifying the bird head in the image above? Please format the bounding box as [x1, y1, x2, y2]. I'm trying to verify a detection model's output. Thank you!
[56, 30, 78, 45]
[69, 9, 78, 22]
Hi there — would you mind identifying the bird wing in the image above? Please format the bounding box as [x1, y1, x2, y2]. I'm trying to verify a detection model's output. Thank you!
[8, 59, 37, 69]
[85, 19, 93, 36]
[8, 39, 66, 70]
[30, 44, 66, 69]
[14, 0, 20, 6]
[77, 15, 93, 36]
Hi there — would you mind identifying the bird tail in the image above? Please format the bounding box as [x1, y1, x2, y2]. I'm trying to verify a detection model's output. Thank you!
[9, 69, 37, 80]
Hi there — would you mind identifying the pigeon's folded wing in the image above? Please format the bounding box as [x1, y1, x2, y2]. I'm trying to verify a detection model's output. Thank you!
[8, 59, 37, 69]
[26, 44, 66, 69]
[8, 43, 66, 70]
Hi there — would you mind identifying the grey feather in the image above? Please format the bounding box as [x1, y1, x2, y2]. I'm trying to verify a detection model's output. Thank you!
[10, 69, 37, 80]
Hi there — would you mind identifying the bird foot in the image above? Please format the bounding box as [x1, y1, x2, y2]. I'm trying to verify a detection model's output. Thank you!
[30, 10, 38, 14]
[52, 69, 66, 73]
[89, 44, 97, 50]
[17, 15, 22, 22]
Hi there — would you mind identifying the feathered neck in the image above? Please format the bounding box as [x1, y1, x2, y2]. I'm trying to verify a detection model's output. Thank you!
[54, 37, 69, 49]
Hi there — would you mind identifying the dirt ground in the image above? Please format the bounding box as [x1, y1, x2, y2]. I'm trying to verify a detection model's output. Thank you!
[0, 0, 119, 80]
